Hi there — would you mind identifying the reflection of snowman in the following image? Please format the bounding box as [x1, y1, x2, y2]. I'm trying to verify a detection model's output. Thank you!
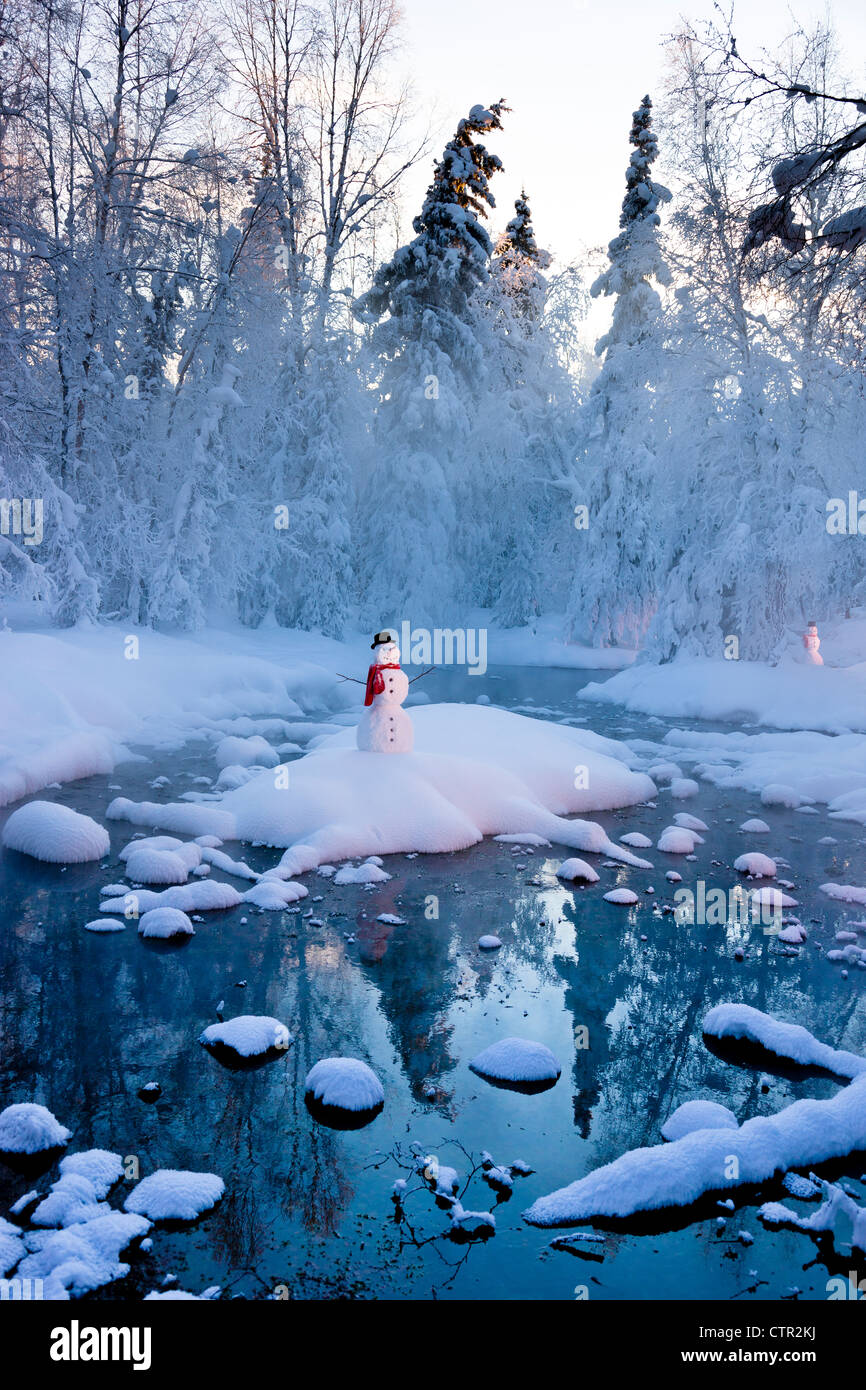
[357, 632, 414, 753]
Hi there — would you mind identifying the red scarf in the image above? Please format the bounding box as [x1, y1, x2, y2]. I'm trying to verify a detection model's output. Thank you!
[364, 663, 401, 706]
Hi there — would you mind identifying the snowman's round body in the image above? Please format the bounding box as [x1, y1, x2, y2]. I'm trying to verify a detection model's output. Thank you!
[357, 643, 414, 753]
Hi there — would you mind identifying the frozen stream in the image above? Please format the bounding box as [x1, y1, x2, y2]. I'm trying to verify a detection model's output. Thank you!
[1, 664, 865, 1301]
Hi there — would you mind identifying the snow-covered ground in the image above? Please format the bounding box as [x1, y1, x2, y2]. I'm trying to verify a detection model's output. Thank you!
[582, 612, 866, 735]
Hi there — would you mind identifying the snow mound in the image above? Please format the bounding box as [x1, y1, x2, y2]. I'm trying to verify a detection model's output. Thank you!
[821, 882, 866, 906]
[242, 880, 308, 908]
[59, 1149, 124, 1198]
[556, 858, 601, 883]
[761, 783, 802, 808]
[740, 818, 770, 834]
[0, 1102, 71, 1154]
[1, 801, 109, 864]
[673, 812, 708, 831]
[333, 861, 391, 885]
[661, 1099, 738, 1143]
[101, 879, 244, 916]
[750, 885, 798, 910]
[124, 1169, 225, 1221]
[125, 846, 190, 885]
[18, 1211, 151, 1296]
[734, 852, 776, 878]
[215, 735, 278, 770]
[603, 888, 639, 905]
[304, 1058, 384, 1112]
[84, 918, 125, 933]
[200, 1016, 291, 1056]
[670, 778, 699, 799]
[138, 907, 194, 938]
[620, 832, 652, 848]
[31, 1173, 109, 1228]
[106, 704, 656, 871]
[469, 1037, 561, 1085]
[478, 935, 502, 950]
[657, 826, 699, 854]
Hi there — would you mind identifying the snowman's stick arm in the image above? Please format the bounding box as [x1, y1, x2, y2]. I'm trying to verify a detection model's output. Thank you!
[336, 673, 366, 685]
[408, 666, 435, 684]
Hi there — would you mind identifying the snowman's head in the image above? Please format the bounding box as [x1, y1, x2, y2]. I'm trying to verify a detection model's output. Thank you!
[376, 640, 400, 665]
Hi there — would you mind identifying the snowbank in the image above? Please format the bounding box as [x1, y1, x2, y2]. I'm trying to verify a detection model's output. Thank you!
[583, 655, 866, 734]
[0, 623, 356, 808]
[107, 704, 656, 870]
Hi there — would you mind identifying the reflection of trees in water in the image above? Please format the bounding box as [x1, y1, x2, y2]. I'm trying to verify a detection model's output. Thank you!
[353, 868, 461, 1107]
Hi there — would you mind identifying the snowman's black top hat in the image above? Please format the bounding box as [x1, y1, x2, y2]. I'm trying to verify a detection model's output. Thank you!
[371, 631, 395, 649]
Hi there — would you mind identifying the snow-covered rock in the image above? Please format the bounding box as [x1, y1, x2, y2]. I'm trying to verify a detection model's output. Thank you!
[740, 818, 770, 834]
[83, 917, 125, 932]
[669, 778, 699, 799]
[18, 1211, 151, 1296]
[620, 832, 652, 848]
[31, 1173, 109, 1228]
[749, 885, 798, 910]
[58, 1149, 124, 1198]
[101, 879, 243, 915]
[603, 888, 639, 905]
[333, 862, 391, 885]
[304, 1058, 384, 1112]
[673, 812, 708, 831]
[657, 826, 699, 854]
[556, 858, 601, 883]
[2, 801, 109, 864]
[661, 1099, 738, 1143]
[469, 1037, 561, 1085]
[137, 907, 194, 938]
[199, 1016, 291, 1057]
[0, 1102, 71, 1154]
[242, 880, 307, 908]
[734, 852, 776, 878]
[478, 935, 502, 950]
[124, 1170, 225, 1221]
[124, 846, 190, 885]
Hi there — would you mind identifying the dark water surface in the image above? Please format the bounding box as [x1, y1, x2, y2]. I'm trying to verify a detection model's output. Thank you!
[1, 665, 865, 1301]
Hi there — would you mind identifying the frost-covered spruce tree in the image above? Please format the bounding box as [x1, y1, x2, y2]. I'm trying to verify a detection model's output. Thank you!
[566, 95, 672, 650]
[482, 191, 569, 626]
[353, 101, 508, 626]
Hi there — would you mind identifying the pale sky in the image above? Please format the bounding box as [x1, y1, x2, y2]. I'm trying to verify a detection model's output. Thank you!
[395, 0, 866, 270]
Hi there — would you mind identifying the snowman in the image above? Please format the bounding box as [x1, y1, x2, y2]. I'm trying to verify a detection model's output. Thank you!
[356, 632, 414, 753]
[802, 621, 824, 666]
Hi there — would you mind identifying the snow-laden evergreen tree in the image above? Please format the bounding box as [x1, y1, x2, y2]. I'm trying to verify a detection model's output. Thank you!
[353, 101, 508, 626]
[566, 95, 672, 650]
[480, 190, 575, 627]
